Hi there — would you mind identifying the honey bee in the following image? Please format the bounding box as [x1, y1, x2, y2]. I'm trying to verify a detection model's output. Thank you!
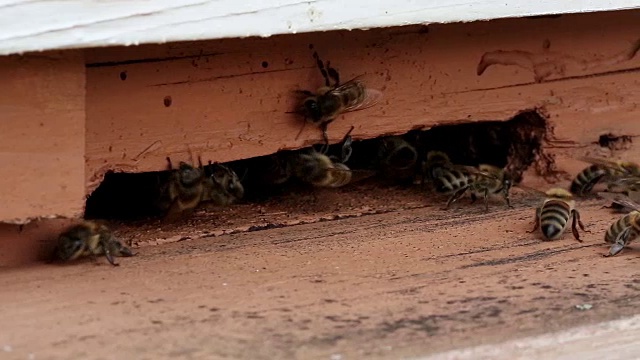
[156, 156, 211, 219]
[55, 221, 134, 266]
[570, 157, 640, 196]
[157, 157, 244, 220]
[601, 177, 640, 212]
[289, 127, 375, 187]
[528, 188, 587, 242]
[292, 51, 382, 151]
[421, 152, 510, 211]
[377, 136, 418, 182]
[466, 164, 513, 211]
[597, 192, 640, 257]
[204, 162, 245, 206]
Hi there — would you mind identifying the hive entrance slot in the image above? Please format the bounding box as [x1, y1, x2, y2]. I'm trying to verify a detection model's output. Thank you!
[84, 110, 550, 221]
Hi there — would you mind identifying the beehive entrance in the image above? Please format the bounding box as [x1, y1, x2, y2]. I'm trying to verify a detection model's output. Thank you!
[84, 110, 550, 221]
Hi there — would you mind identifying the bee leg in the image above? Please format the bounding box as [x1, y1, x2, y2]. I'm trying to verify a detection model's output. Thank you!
[503, 188, 513, 208]
[483, 188, 490, 212]
[340, 126, 355, 163]
[570, 209, 584, 242]
[326, 61, 340, 87]
[604, 227, 632, 257]
[166, 156, 174, 171]
[527, 207, 541, 233]
[319, 122, 332, 154]
[313, 52, 331, 87]
[469, 193, 477, 204]
[98, 238, 119, 266]
[444, 186, 469, 210]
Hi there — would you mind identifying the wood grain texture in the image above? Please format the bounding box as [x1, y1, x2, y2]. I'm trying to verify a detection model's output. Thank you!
[2, 0, 639, 56]
[0, 52, 86, 222]
[85, 10, 640, 193]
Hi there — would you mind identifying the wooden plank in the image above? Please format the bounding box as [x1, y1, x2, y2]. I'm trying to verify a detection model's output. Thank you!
[0, 51, 86, 223]
[1, 1, 640, 56]
[85, 10, 640, 192]
[1, 200, 640, 358]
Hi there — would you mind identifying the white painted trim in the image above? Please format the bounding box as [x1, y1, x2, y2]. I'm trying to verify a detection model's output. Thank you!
[1, 0, 640, 55]
[418, 314, 640, 360]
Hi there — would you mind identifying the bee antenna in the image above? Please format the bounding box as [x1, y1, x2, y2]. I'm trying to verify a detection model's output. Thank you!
[294, 121, 307, 141]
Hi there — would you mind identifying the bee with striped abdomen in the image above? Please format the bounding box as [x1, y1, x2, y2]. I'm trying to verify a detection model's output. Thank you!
[422, 152, 511, 211]
[597, 192, 640, 257]
[289, 126, 375, 188]
[291, 51, 382, 152]
[156, 156, 212, 220]
[55, 221, 135, 266]
[570, 157, 640, 196]
[467, 164, 513, 211]
[528, 188, 588, 241]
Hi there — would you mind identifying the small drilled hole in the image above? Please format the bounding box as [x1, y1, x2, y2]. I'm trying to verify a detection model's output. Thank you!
[163, 96, 172, 107]
[119, 71, 127, 81]
[261, 61, 269, 68]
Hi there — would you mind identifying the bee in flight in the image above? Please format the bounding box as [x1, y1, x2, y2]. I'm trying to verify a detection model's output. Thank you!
[597, 192, 640, 257]
[54, 221, 135, 266]
[528, 188, 588, 242]
[289, 126, 376, 188]
[570, 157, 640, 196]
[421, 151, 511, 211]
[291, 51, 382, 152]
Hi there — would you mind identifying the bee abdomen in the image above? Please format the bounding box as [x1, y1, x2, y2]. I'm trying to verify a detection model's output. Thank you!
[540, 202, 570, 240]
[605, 215, 631, 243]
[570, 165, 607, 195]
[434, 169, 470, 193]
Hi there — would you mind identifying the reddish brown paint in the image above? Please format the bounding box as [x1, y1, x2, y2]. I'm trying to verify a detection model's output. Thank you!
[0, 52, 86, 223]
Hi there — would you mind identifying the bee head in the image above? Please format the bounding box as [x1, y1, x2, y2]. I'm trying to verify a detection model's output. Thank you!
[55, 233, 86, 261]
[107, 240, 135, 257]
[211, 163, 245, 200]
[177, 162, 203, 186]
[303, 98, 323, 122]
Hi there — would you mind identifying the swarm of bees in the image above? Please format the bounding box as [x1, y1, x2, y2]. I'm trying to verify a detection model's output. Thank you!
[51, 48, 640, 267]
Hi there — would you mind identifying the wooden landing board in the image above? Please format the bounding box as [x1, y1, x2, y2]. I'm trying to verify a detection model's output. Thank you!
[1, 196, 639, 359]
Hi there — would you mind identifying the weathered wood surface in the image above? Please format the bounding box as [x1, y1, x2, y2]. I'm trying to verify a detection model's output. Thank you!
[1, 197, 640, 359]
[2, 0, 639, 56]
[0, 51, 86, 222]
[85, 10, 640, 193]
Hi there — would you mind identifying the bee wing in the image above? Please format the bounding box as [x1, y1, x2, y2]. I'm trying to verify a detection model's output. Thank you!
[329, 76, 383, 113]
[448, 164, 498, 179]
[605, 176, 640, 189]
[597, 192, 640, 211]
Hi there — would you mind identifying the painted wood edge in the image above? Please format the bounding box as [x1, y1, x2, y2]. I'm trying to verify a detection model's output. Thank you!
[418, 314, 640, 360]
[1, 0, 640, 55]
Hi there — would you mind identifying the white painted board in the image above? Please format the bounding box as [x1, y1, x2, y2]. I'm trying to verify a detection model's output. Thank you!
[419, 314, 640, 360]
[1, 0, 640, 55]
